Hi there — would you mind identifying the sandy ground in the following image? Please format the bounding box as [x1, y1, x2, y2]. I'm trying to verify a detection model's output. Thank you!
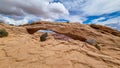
[0, 23, 120, 68]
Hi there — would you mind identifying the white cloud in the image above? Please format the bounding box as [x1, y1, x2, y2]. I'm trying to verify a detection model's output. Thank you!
[0, 0, 120, 30]
[63, 15, 86, 23]
[0, 0, 69, 18]
[90, 17, 120, 30]
[81, 0, 120, 16]
[60, 0, 84, 11]
[91, 17, 120, 25]
[0, 16, 28, 25]
[60, 0, 120, 30]
[0, 0, 69, 25]
[61, 0, 120, 16]
[0, 15, 40, 25]
[90, 17, 106, 24]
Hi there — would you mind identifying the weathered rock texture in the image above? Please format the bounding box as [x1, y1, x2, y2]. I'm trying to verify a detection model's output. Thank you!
[90, 24, 120, 37]
[0, 22, 120, 68]
[23, 21, 120, 47]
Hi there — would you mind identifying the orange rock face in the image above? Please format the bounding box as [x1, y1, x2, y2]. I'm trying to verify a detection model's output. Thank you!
[0, 22, 120, 68]
[24, 21, 120, 46]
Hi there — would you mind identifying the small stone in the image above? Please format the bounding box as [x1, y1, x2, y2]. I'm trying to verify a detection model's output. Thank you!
[86, 38, 97, 46]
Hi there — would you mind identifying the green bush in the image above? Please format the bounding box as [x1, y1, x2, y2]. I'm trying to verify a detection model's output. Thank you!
[40, 33, 48, 41]
[0, 29, 8, 38]
[66, 21, 70, 23]
[94, 44, 101, 50]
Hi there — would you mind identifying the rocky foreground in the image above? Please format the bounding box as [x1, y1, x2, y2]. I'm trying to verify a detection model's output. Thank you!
[0, 22, 120, 68]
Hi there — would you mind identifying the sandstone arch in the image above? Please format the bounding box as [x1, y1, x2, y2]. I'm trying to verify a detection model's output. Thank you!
[23, 22, 88, 41]
[22, 21, 120, 46]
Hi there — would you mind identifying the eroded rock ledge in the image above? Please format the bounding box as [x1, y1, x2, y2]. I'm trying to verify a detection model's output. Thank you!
[22, 21, 120, 46]
[0, 22, 120, 68]
[23, 22, 96, 41]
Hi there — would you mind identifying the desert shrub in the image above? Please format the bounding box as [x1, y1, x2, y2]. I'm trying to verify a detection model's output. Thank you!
[40, 32, 48, 41]
[0, 29, 8, 38]
[94, 44, 101, 50]
[9, 24, 14, 26]
[66, 21, 70, 23]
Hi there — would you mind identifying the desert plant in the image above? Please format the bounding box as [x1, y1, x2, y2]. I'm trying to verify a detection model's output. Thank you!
[9, 24, 14, 26]
[40, 32, 48, 41]
[0, 29, 8, 38]
[94, 44, 101, 50]
[66, 21, 70, 23]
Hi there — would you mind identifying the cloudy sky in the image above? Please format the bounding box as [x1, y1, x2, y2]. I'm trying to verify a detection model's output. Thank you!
[0, 0, 120, 30]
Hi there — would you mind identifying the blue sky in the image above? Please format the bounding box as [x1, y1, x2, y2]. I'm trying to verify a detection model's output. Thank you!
[83, 11, 120, 24]
[0, 0, 120, 30]
[54, 0, 120, 30]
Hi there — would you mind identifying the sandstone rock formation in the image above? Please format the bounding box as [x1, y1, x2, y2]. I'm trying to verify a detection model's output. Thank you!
[0, 22, 120, 68]
[90, 24, 120, 37]
[23, 21, 120, 47]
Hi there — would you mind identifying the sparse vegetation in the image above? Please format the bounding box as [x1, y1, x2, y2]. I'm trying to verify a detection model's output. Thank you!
[94, 44, 101, 50]
[0, 29, 8, 38]
[66, 21, 70, 23]
[40, 32, 48, 41]
[9, 24, 14, 26]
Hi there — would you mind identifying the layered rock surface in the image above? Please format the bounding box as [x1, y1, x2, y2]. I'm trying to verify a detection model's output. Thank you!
[0, 22, 120, 68]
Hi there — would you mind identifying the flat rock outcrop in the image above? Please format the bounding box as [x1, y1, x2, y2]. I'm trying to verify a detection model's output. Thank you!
[0, 22, 120, 68]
